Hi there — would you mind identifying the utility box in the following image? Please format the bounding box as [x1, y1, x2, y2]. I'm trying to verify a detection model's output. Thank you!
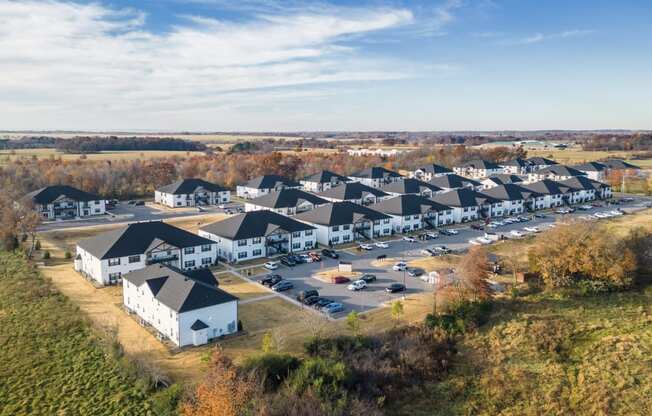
[338, 261, 352, 273]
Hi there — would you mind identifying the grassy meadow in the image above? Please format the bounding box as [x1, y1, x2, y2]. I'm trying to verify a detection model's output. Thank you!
[526, 148, 652, 168]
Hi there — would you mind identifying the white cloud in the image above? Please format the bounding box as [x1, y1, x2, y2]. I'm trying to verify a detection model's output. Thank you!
[0, 0, 418, 129]
[500, 29, 594, 46]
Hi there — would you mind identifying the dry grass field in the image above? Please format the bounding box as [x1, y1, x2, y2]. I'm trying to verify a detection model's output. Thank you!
[0, 148, 207, 163]
[527, 148, 652, 168]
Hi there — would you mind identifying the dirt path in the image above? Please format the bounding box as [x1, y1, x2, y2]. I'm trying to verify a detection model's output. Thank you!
[41, 263, 209, 383]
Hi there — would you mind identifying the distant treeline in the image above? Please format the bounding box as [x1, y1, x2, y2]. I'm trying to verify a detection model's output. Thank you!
[0, 136, 206, 153]
[580, 133, 652, 151]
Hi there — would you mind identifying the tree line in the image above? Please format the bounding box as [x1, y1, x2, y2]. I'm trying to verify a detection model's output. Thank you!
[0, 136, 206, 153]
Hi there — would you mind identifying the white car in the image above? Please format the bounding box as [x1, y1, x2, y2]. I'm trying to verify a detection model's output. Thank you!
[509, 230, 525, 238]
[264, 261, 279, 270]
[392, 262, 407, 271]
[374, 242, 389, 248]
[476, 237, 493, 245]
[359, 243, 373, 250]
[609, 210, 623, 216]
[469, 238, 482, 246]
[347, 280, 367, 291]
[402, 236, 417, 243]
[523, 226, 540, 233]
[447, 229, 459, 235]
[425, 232, 439, 239]
[594, 212, 610, 219]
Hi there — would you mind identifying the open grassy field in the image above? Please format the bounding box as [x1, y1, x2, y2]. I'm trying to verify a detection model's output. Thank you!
[527, 148, 652, 168]
[0, 148, 207, 163]
[0, 252, 173, 416]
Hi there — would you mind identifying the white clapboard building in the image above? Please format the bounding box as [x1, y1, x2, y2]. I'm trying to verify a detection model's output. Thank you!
[155, 178, 230, 208]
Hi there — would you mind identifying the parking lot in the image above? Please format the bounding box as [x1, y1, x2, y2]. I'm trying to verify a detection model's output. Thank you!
[251, 195, 652, 319]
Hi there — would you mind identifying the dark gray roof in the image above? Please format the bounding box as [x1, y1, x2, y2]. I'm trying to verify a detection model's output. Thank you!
[428, 174, 481, 189]
[527, 157, 558, 166]
[431, 188, 498, 207]
[484, 174, 525, 186]
[243, 175, 301, 189]
[157, 178, 227, 194]
[458, 159, 501, 170]
[190, 320, 209, 330]
[123, 264, 237, 313]
[317, 182, 389, 201]
[247, 189, 328, 209]
[600, 159, 640, 170]
[520, 179, 570, 195]
[78, 221, 214, 260]
[370, 194, 450, 216]
[200, 210, 315, 240]
[571, 162, 608, 172]
[500, 158, 530, 167]
[533, 165, 586, 177]
[379, 178, 443, 194]
[480, 184, 540, 201]
[302, 170, 349, 183]
[349, 166, 402, 180]
[295, 201, 390, 226]
[414, 164, 453, 175]
[557, 176, 610, 191]
[25, 185, 100, 205]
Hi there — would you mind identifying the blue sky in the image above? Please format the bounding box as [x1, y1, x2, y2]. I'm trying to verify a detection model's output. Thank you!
[1, 0, 651, 131]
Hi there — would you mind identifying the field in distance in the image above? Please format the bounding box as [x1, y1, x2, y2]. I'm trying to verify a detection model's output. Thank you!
[0, 148, 208, 163]
[0, 132, 301, 143]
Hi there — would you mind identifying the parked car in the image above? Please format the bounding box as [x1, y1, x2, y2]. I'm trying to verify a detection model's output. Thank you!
[358, 243, 373, 250]
[510, 230, 525, 238]
[308, 252, 322, 262]
[470, 224, 484, 230]
[332, 276, 350, 284]
[272, 281, 293, 292]
[476, 237, 493, 245]
[433, 245, 451, 254]
[259, 274, 282, 286]
[298, 253, 313, 263]
[407, 267, 424, 277]
[280, 256, 297, 267]
[392, 262, 407, 271]
[609, 209, 624, 216]
[374, 241, 389, 248]
[386, 283, 406, 293]
[421, 248, 435, 256]
[347, 280, 367, 291]
[323, 302, 344, 314]
[517, 216, 530, 222]
[439, 229, 453, 236]
[447, 229, 459, 235]
[360, 274, 377, 283]
[288, 254, 303, 263]
[313, 298, 334, 309]
[264, 261, 279, 270]
[296, 289, 319, 302]
[321, 248, 339, 259]
[425, 232, 439, 239]
[469, 238, 482, 245]
[303, 295, 320, 306]
[578, 205, 593, 211]
[134, 200, 145, 206]
[402, 236, 417, 243]
[523, 226, 540, 233]
[534, 213, 547, 219]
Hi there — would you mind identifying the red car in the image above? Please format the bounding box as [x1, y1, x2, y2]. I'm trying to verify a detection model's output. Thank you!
[308, 252, 322, 262]
[332, 276, 350, 284]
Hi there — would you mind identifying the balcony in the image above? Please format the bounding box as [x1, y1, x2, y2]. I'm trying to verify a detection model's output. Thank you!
[146, 254, 179, 265]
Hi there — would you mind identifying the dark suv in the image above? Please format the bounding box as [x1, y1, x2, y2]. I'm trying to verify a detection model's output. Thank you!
[296, 289, 319, 302]
[321, 249, 339, 259]
[259, 274, 282, 287]
[280, 256, 297, 267]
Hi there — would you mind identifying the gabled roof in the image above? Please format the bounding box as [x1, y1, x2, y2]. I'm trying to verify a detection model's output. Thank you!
[379, 178, 443, 195]
[123, 264, 238, 313]
[600, 159, 640, 170]
[349, 166, 402, 179]
[571, 162, 608, 172]
[25, 185, 100, 205]
[483, 174, 525, 186]
[200, 210, 315, 240]
[480, 184, 540, 201]
[248, 189, 328, 209]
[526, 157, 558, 166]
[500, 158, 530, 167]
[533, 165, 586, 177]
[431, 188, 497, 208]
[317, 181, 389, 201]
[520, 179, 570, 195]
[157, 178, 227, 194]
[243, 175, 301, 189]
[428, 174, 481, 189]
[370, 194, 450, 216]
[190, 320, 209, 330]
[302, 170, 349, 184]
[414, 164, 453, 175]
[458, 159, 501, 170]
[78, 221, 214, 260]
[295, 201, 390, 227]
[557, 176, 610, 191]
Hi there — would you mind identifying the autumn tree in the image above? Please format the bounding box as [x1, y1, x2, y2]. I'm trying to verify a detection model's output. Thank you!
[458, 246, 493, 301]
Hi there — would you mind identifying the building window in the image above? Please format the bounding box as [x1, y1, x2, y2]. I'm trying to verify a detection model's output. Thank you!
[108, 272, 121, 282]
[252, 237, 262, 244]
[128, 255, 140, 264]
[332, 226, 339, 232]
[292, 232, 301, 238]
[332, 236, 340, 243]
[384, 219, 390, 224]
[252, 249, 262, 256]
[201, 244, 212, 252]
[108, 258, 121, 266]
[201, 257, 212, 265]
[305, 230, 313, 236]
[292, 242, 301, 250]
[238, 239, 247, 246]
[384, 228, 390, 234]
[184, 260, 196, 268]
[238, 252, 248, 259]
[184, 247, 195, 255]
[342, 235, 350, 242]
[342, 224, 350, 231]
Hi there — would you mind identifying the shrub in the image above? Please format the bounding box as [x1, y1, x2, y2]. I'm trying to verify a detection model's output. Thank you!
[288, 357, 354, 402]
[425, 300, 492, 334]
[42, 250, 51, 260]
[64, 250, 72, 259]
[237, 320, 243, 331]
[242, 353, 301, 392]
[34, 240, 41, 250]
[304, 335, 376, 357]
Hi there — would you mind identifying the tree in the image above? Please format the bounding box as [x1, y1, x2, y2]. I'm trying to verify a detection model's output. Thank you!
[261, 331, 274, 353]
[181, 348, 258, 416]
[346, 311, 361, 336]
[391, 300, 404, 324]
[458, 246, 493, 300]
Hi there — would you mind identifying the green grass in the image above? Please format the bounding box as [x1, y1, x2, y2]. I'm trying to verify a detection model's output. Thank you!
[391, 283, 652, 416]
[0, 252, 174, 415]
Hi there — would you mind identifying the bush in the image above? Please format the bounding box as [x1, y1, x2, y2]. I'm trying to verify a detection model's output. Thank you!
[242, 353, 301, 391]
[237, 319, 243, 331]
[64, 250, 72, 259]
[288, 357, 354, 401]
[34, 240, 41, 250]
[42, 251, 51, 260]
[150, 383, 183, 416]
[425, 300, 492, 334]
[304, 335, 376, 357]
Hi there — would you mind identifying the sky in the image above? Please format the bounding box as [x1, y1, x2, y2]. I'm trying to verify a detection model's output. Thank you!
[1, 0, 651, 132]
